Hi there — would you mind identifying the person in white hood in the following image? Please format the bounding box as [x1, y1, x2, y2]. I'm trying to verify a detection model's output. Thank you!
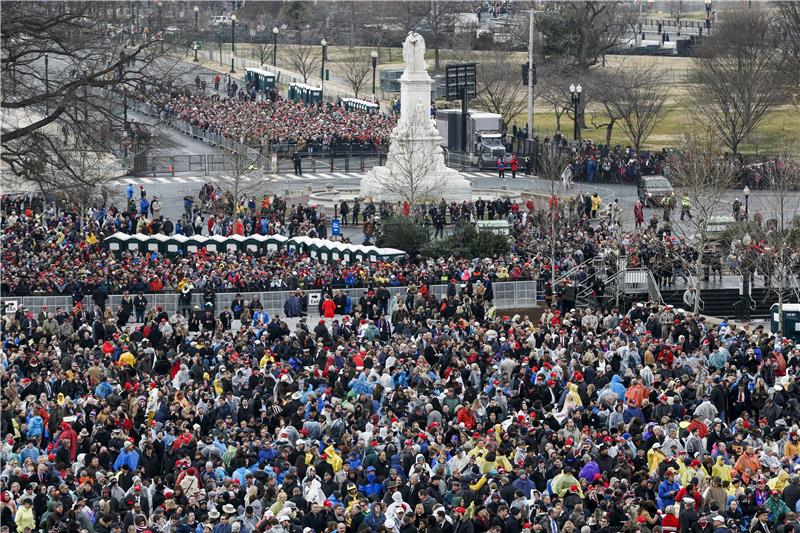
[408, 454, 431, 478]
[302, 466, 325, 505]
[386, 490, 410, 525]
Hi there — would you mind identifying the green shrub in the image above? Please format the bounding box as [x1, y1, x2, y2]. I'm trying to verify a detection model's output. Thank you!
[376, 215, 429, 256]
[421, 223, 510, 259]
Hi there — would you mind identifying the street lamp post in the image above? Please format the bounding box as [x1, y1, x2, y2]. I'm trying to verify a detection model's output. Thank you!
[569, 83, 582, 141]
[44, 53, 49, 115]
[743, 185, 750, 218]
[193, 6, 199, 61]
[157, 2, 163, 53]
[230, 14, 236, 73]
[272, 27, 279, 67]
[370, 50, 378, 101]
[320, 38, 327, 97]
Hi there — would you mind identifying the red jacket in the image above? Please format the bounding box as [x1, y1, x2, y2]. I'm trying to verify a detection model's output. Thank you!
[321, 299, 336, 318]
[510, 157, 519, 171]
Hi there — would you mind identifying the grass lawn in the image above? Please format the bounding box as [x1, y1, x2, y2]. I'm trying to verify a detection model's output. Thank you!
[220, 43, 799, 156]
[511, 107, 800, 156]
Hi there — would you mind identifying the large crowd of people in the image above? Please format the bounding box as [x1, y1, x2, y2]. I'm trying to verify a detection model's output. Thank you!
[4, 189, 800, 533]
[152, 92, 396, 149]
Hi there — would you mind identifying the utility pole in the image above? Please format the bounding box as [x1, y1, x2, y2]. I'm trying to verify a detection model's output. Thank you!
[527, 8, 535, 141]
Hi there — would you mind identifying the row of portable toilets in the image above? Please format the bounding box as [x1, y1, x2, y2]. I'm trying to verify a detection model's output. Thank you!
[104, 233, 406, 263]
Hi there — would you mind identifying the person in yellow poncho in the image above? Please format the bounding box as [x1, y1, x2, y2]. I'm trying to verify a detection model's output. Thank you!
[323, 445, 343, 472]
[565, 383, 583, 407]
[85, 232, 98, 246]
[118, 349, 135, 368]
[711, 456, 732, 484]
[767, 469, 790, 493]
[681, 459, 709, 487]
[647, 443, 666, 476]
[551, 467, 584, 497]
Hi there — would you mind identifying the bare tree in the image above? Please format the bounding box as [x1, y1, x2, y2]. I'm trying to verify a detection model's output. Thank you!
[749, 150, 800, 331]
[286, 45, 321, 84]
[589, 68, 626, 147]
[605, 66, 668, 154]
[337, 50, 372, 99]
[691, 10, 788, 156]
[252, 39, 272, 67]
[209, 151, 264, 218]
[422, 1, 458, 73]
[667, 132, 738, 314]
[536, 142, 571, 284]
[778, 2, 800, 95]
[667, 0, 686, 29]
[1, 2, 184, 184]
[366, 109, 444, 206]
[539, 1, 638, 69]
[536, 66, 572, 136]
[474, 50, 527, 129]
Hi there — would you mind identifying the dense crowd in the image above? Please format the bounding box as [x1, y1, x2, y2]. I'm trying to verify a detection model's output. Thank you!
[528, 136, 781, 190]
[152, 93, 396, 148]
[5, 190, 800, 533]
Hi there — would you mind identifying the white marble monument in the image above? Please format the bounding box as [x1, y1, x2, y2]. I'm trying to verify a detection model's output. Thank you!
[360, 32, 472, 203]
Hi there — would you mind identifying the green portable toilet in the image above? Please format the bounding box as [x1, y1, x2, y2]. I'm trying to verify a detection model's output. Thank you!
[771, 303, 800, 340]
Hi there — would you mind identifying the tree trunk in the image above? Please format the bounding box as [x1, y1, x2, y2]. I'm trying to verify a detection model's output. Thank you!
[778, 247, 786, 333]
[434, 46, 440, 73]
[605, 121, 614, 147]
[693, 240, 704, 315]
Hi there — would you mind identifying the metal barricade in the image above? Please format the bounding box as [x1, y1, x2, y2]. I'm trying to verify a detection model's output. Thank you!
[6, 281, 538, 317]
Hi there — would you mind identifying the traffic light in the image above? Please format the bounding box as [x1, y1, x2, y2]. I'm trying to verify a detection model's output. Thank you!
[522, 62, 537, 86]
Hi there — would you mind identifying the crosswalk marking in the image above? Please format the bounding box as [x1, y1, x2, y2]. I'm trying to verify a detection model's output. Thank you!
[119, 170, 521, 187]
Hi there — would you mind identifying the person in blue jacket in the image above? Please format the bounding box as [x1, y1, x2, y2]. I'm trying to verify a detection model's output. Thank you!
[113, 440, 140, 471]
[658, 467, 681, 509]
[359, 466, 384, 501]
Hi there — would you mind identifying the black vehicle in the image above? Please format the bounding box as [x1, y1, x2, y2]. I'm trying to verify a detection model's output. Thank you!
[637, 175, 674, 207]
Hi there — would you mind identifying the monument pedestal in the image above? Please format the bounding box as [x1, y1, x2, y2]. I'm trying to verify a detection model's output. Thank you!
[360, 35, 471, 204]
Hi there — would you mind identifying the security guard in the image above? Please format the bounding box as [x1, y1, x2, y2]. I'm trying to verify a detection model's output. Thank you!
[680, 194, 692, 221]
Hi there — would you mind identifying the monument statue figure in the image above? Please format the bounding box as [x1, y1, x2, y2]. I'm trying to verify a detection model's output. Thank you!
[361, 32, 471, 204]
[402, 32, 427, 74]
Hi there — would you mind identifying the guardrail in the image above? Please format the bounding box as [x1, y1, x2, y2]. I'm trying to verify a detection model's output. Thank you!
[2, 281, 538, 317]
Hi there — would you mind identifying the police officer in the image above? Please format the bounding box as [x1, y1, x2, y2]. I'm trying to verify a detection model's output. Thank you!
[680, 194, 692, 221]
[292, 151, 303, 176]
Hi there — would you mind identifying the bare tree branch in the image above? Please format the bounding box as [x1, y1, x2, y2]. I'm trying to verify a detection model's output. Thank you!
[666, 131, 739, 313]
[336, 50, 372, 99]
[286, 45, 321, 85]
[691, 10, 788, 156]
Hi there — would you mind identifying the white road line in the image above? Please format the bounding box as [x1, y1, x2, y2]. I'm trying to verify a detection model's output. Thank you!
[316, 173, 336, 180]
[331, 172, 352, 179]
[172, 177, 186, 183]
[155, 177, 170, 183]
[138, 177, 153, 184]
[301, 173, 321, 180]
[186, 176, 204, 182]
